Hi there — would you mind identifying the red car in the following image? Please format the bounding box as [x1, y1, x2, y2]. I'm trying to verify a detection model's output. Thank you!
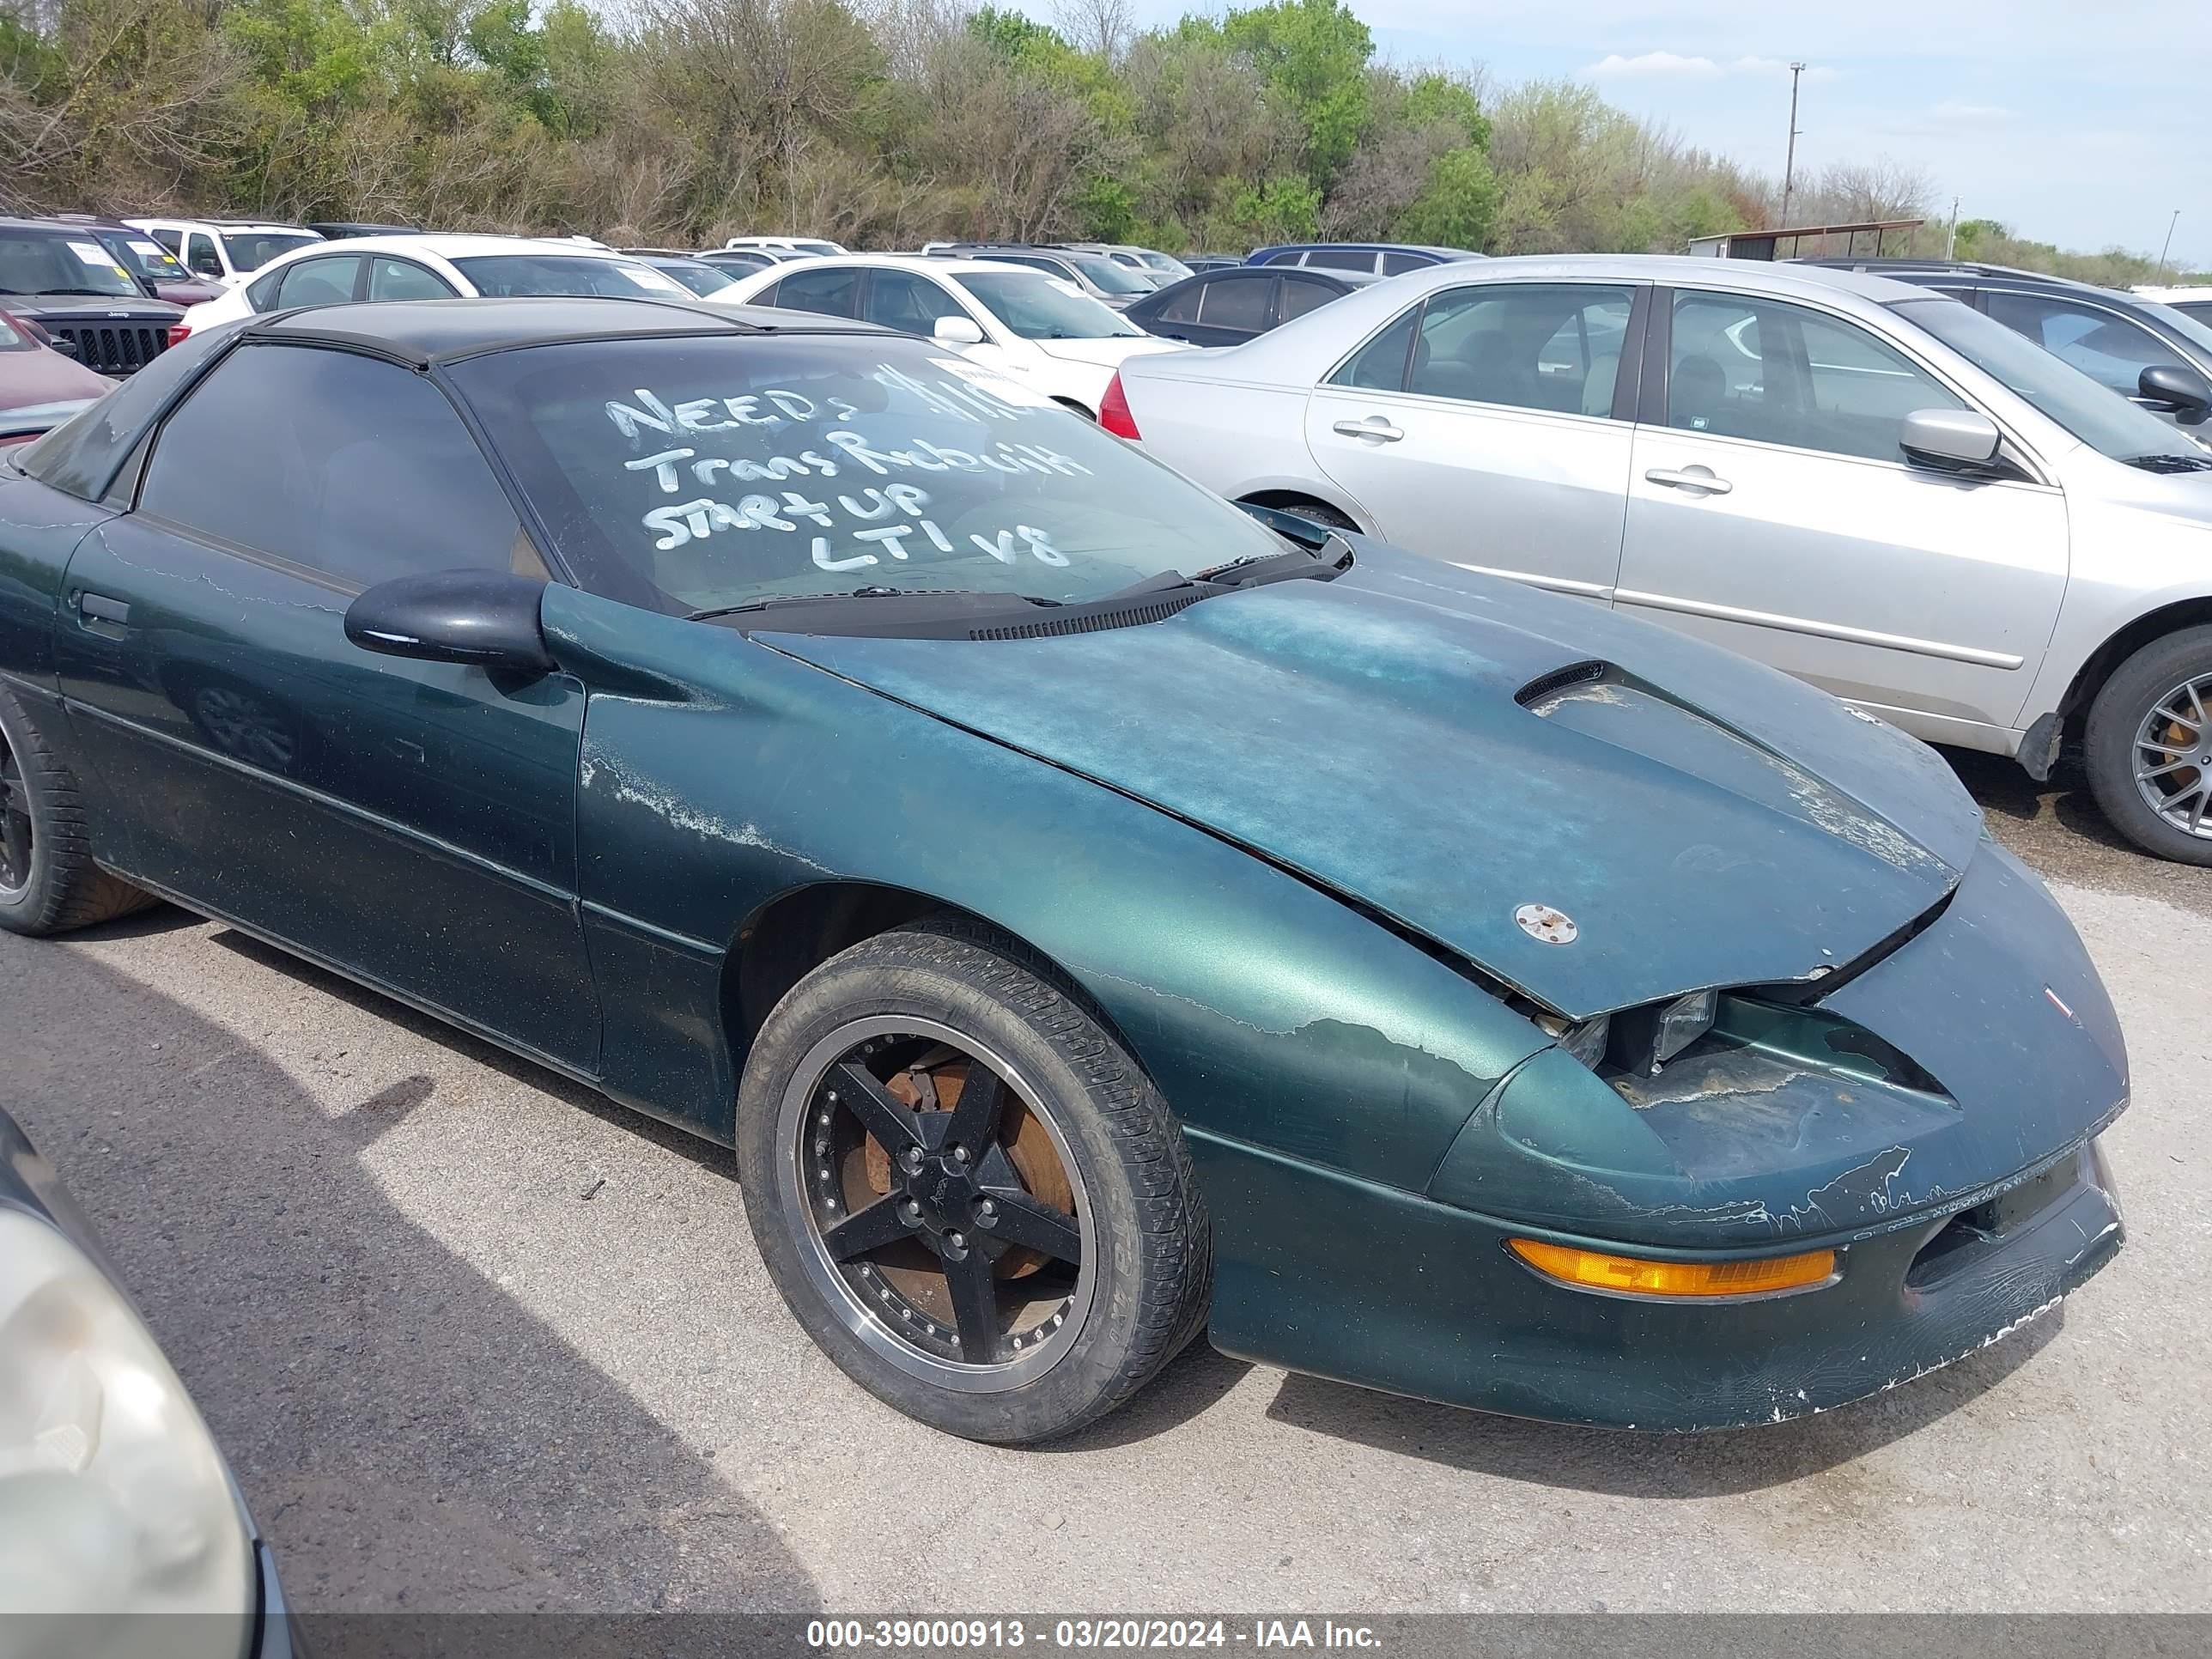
[0, 307, 112, 446]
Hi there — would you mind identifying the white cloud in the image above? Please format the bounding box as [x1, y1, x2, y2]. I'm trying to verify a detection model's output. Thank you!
[1585, 51, 1839, 82]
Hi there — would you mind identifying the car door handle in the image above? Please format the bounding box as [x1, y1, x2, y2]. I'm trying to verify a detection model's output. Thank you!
[75, 591, 131, 626]
[1644, 466, 1733, 495]
[1333, 416, 1404, 442]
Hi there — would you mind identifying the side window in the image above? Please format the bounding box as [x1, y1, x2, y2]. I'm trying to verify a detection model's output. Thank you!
[1986, 292, 2187, 396]
[1262, 250, 1304, 266]
[770, 266, 860, 318]
[1380, 252, 1429, 276]
[245, 270, 287, 313]
[861, 270, 964, 334]
[184, 233, 222, 278]
[1668, 291, 1964, 461]
[1197, 276, 1269, 331]
[149, 228, 182, 255]
[139, 343, 523, 587]
[1277, 276, 1337, 322]
[275, 255, 361, 309]
[1310, 249, 1378, 273]
[367, 258, 455, 301]
[1155, 282, 1203, 325]
[1406, 283, 1636, 416]
[1328, 304, 1419, 391]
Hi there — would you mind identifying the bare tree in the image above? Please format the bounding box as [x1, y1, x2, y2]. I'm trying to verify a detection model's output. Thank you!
[1054, 0, 1132, 61]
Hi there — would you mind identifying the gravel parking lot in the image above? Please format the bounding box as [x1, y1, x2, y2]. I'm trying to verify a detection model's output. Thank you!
[2, 751, 2206, 1615]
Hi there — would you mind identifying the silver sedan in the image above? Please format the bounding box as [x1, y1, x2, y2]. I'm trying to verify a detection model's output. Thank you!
[1109, 254, 2212, 863]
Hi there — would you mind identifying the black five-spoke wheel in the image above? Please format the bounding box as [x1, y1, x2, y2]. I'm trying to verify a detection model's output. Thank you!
[0, 727, 31, 899]
[738, 923, 1211, 1442]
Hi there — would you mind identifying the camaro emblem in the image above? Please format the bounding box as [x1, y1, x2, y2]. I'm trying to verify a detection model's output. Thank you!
[1515, 903, 1577, 945]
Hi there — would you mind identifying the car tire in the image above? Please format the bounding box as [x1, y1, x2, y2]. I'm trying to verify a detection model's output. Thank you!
[0, 684, 156, 936]
[736, 921, 1211, 1443]
[2084, 625, 2212, 865]
[1258, 497, 1355, 533]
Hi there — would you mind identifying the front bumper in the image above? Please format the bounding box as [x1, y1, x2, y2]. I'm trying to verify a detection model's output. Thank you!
[1194, 1132, 2122, 1431]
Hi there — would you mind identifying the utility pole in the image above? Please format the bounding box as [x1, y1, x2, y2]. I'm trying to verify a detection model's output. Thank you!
[1779, 63, 1807, 227]
[2155, 210, 2181, 280]
[1946, 197, 1960, 258]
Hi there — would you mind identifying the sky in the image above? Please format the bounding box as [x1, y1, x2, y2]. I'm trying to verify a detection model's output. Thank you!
[1093, 0, 2209, 266]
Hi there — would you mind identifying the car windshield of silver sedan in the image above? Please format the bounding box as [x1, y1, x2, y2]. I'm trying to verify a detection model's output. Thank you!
[1066, 255, 1152, 295]
[0, 232, 139, 297]
[1897, 295, 2211, 469]
[956, 272, 1139, 339]
[452, 333, 1291, 617]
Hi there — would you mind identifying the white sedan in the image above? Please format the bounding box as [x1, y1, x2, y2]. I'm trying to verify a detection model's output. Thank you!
[715, 254, 1188, 417]
[172, 234, 703, 343]
[1108, 252, 2212, 863]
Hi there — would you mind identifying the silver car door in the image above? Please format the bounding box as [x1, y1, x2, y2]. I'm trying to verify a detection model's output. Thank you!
[1302, 281, 1642, 604]
[1618, 286, 2069, 744]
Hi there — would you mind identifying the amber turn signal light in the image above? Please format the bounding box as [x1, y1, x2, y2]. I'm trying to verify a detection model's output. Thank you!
[1507, 1237, 1837, 1298]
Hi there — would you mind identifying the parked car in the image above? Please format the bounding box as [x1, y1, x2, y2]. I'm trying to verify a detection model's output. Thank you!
[1061, 242, 1194, 283]
[0, 306, 112, 444]
[1801, 260, 2212, 430]
[121, 219, 323, 286]
[1182, 256, 1244, 274]
[0, 219, 184, 376]
[172, 234, 701, 343]
[304, 220, 423, 239]
[1107, 253, 2212, 861]
[1248, 242, 1483, 276]
[2136, 284, 2212, 330]
[717, 253, 1185, 416]
[925, 245, 1158, 309]
[1125, 264, 1375, 348]
[620, 252, 744, 298]
[0, 1105, 297, 1656]
[46, 216, 225, 306]
[0, 298, 2128, 1445]
[725, 234, 848, 258]
[698, 247, 787, 275]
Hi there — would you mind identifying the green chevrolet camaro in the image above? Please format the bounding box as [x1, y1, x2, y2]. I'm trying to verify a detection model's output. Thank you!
[0, 299, 2126, 1443]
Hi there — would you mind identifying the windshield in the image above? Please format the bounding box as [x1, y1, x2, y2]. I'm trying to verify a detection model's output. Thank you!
[450, 333, 1285, 615]
[1895, 296, 2209, 465]
[653, 261, 740, 298]
[1139, 252, 1194, 280]
[218, 231, 320, 271]
[2145, 297, 2212, 362]
[103, 233, 190, 283]
[452, 255, 693, 300]
[791, 240, 843, 258]
[0, 234, 139, 297]
[955, 272, 1139, 340]
[1066, 256, 1152, 296]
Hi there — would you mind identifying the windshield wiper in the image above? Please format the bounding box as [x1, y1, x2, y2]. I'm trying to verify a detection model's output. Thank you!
[2122, 452, 2212, 474]
[1198, 536, 1354, 588]
[687, 587, 1060, 623]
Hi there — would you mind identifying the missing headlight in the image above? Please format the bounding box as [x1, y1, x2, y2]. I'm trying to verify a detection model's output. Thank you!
[1606, 989, 1718, 1078]
[1535, 1011, 1611, 1069]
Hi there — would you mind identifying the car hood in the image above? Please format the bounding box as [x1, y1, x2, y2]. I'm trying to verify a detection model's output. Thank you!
[0, 346, 112, 412]
[768, 543, 1985, 1018]
[153, 278, 226, 306]
[1030, 335, 1186, 368]
[7, 292, 182, 322]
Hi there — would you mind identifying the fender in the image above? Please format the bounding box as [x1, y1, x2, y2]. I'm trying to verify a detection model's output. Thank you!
[542, 583, 1547, 1194]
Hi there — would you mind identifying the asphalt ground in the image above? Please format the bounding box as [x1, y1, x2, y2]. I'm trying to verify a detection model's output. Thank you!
[2, 747, 2206, 1615]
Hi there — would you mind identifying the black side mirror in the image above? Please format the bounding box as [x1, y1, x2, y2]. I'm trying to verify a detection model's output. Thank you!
[2138, 363, 2212, 426]
[46, 333, 79, 360]
[344, 570, 556, 675]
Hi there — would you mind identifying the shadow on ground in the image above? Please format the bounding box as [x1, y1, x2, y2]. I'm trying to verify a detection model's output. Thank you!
[0, 934, 816, 1614]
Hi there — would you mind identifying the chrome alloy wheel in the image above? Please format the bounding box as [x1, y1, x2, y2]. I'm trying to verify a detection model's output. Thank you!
[2132, 673, 2212, 840]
